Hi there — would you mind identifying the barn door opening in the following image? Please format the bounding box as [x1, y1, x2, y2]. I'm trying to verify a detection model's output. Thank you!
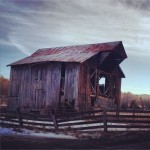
[98, 74, 110, 97]
[35, 89, 44, 109]
[59, 63, 66, 109]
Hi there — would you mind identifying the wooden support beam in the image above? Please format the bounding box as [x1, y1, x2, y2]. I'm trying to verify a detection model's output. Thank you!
[95, 69, 100, 99]
[104, 86, 110, 95]
[90, 84, 96, 93]
[90, 70, 96, 78]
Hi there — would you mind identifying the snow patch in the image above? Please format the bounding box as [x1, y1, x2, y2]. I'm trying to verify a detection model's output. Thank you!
[0, 127, 77, 139]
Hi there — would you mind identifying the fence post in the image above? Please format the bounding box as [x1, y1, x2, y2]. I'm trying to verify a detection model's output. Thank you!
[51, 110, 58, 131]
[103, 109, 107, 132]
[16, 108, 23, 127]
[116, 108, 119, 116]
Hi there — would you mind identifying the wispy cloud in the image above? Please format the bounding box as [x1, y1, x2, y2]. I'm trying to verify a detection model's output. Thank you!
[0, 0, 150, 57]
[117, 0, 150, 13]
[1, 0, 150, 94]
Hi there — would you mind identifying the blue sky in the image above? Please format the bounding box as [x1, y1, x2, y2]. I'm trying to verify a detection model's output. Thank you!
[0, 0, 150, 94]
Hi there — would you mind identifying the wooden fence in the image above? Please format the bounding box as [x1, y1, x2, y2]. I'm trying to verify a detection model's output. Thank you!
[0, 109, 150, 132]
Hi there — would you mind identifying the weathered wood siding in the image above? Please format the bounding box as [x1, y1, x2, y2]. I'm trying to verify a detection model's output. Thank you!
[115, 76, 121, 107]
[31, 65, 45, 109]
[112, 68, 122, 107]
[78, 63, 90, 110]
[8, 66, 31, 111]
[8, 55, 122, 111]
[64, 63, 80, 110]
[19, 66, 31, 109]
[45, 63, 61, 108]
[8, 67, 19, 111]
[30, 63, 61, 109]
[9, 67, 20, 97]
[8, 63, 61, 111]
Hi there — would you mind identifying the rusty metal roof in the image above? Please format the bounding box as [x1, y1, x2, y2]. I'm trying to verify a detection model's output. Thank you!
[8, 41, 124, 66]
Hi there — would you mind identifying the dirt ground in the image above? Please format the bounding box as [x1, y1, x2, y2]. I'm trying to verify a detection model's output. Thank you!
[1, 131, 150, 149]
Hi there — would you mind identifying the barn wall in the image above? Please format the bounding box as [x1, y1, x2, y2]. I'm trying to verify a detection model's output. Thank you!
[30, 62, 61, 109]
[30, 64, 46, 109]
[8, 67, 20, 111]
[8, 66, 31, 111]
[45, 63, 61, 108]
[8, 62, 62, 111]
[64, 63, 80, 110]
[78, 53, 123, 110]
[78, 63, 90, 110]
[115, 76, 122, 107]
[8, 61, 122, 111]
[112, 68, 122, 108]
[8, 67, 19, 98]
[19, 65, 31, 110]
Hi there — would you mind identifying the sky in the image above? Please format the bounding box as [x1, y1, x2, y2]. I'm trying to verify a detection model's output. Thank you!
[0, 0, 150, 94]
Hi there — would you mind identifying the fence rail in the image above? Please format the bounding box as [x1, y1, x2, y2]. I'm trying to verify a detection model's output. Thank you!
[0, 109, 150, 132]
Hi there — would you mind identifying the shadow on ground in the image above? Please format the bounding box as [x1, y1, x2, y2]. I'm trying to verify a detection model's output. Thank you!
[1, 131, 150, 149]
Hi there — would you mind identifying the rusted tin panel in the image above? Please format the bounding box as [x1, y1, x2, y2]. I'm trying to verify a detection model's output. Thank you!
[9, 50, 100, 65]
[8, 41, 123, 66]
[31, 41, 120, 57]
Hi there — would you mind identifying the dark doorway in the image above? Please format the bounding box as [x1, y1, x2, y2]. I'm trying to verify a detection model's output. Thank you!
[59, 63, 66, 109]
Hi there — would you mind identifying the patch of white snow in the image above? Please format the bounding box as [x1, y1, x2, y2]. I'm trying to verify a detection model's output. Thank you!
[0, 127, 76, 139]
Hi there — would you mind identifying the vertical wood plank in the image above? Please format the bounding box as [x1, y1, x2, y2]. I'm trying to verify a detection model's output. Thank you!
[103, 109, 107, 132]
[64, 63, 80, 110]
[46, 63, 61, 108]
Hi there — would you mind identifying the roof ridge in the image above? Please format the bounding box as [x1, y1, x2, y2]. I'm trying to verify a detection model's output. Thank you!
[36, 41, 121, 51]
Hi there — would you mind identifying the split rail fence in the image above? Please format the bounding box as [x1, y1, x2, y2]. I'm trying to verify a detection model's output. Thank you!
[0, 109, 150, 132]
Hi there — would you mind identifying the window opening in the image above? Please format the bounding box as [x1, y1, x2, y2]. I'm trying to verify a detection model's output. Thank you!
[99, 76, 106, 94]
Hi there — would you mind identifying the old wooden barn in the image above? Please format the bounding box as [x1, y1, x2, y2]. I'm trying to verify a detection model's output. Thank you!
[8, 41, 127, 112]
